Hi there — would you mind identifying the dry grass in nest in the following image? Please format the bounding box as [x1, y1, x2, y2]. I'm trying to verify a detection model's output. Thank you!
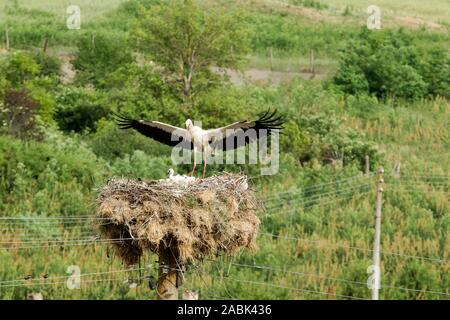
[95, 173, 260, 266]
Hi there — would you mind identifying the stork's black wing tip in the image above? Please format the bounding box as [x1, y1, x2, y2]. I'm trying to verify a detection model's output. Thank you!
[257, 108, 285, 131]
[111, 111, 136, 129]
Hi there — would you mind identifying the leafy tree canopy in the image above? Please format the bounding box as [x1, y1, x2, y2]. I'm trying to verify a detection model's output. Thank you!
[132, 0, 251, 101]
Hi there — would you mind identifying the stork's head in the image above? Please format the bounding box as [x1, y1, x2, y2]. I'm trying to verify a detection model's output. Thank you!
[185, 119, 193, 130]
[167, 168, 174, 178]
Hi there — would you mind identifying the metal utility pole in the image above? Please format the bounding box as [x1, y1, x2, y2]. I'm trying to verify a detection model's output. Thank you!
[371, 167, 384, 300]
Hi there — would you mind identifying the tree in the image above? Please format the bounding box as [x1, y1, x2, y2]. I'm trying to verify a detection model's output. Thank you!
[2, 52, 40, 86]
[133, 0, 250, 102]
[73, 33, 134, 87]
[0, 88, 40, 138]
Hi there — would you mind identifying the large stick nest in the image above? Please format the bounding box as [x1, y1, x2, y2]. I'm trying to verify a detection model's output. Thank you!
[95, 173, 260, 266]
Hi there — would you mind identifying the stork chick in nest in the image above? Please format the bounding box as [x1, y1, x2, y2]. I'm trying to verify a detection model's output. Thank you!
[166, 168, 196, 187]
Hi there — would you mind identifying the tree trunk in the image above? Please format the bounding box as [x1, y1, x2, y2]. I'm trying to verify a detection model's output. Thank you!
[183, 78, 191, 100]
[182, 61, 194, 101]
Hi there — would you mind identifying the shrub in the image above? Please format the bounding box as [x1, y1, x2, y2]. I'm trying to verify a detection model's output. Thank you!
[292, 111, 381, 170]
[90, 119, 171, 160]
[56, 104, 110, 133]
[73, 33, 134, 86]
[333, 29, 448, 100]
[31, 51, 61, 77]
[417, 47, 450, 98]
[289, 0, 328, 10]
[54, 86, 109, 133]
[0, 74, 9, 101]
[397, 261, 440, 299]
[111, 149, 172, 179]
[100, 63, 171, 117]
[0, 134, 108, 216]
[24, 77, 58, 125]
[0, 88, 40, 138]
[280, 121, 311, 161]
[1, 52, 40, 86]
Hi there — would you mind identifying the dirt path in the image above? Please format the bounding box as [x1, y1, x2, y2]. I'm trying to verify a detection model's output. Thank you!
[213, 67, 328, 85]
[57, 57, 328, 86]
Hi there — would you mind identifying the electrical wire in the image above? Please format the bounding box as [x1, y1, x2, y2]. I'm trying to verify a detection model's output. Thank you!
[259, 232, 449, 263]
[205, 259, 450, 297]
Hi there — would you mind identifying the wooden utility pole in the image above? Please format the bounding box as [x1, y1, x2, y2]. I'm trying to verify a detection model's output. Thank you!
[309, 49, 315, 73]
[365, 155, 370, 174]
[371, 167, 384, 300]
[43, 37, 48, 53]
[269, 46, 273, 71]
[393, 161, 401, 178]
[156, 246, 179, 300]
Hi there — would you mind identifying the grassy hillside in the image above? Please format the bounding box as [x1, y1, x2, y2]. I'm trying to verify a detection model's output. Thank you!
[0, 0, 125, 21]
[0, 0, 448, 300]
[320, 0, 450, 24]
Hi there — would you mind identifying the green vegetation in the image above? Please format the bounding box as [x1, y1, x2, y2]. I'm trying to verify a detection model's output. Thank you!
[332, 29, 450, 99]
[133, 0, 251, 101]
[0, 0, 448, 300]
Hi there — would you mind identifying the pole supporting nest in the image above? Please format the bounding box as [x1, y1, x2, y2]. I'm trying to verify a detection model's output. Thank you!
[157, 246, 179, 300]
[95, 173, 259, 300]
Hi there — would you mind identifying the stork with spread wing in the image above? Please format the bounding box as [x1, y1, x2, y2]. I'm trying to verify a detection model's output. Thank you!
[115, 109, 284, 177]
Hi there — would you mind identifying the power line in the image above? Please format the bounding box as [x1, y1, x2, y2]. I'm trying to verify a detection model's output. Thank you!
[388, 180, 449, 184]
[0, 216, 104, 220]
[0, 234, 97, 241]
[0, 267, 147, 287]
[394, 174, 448, 178]
[0, 221, 113, 228]
[205, 258, 368, 287]
[264, 181, 372, 202]
[384, 185, 449, 192]
[261, 174, 374, 201]
[0, 235, 100, 244]
[206, 259, 450, 297]
[263, 183, 372, 210]
[262, 191, 370, 218]
[0, 237, 145, 251]
[0, 220, 99, 227]
[258, 232, 449, 264]
[191, 261, 366, 300]
[223, 277, 367, 300]
[262, 194, 367, 218]
[260, 174, 373, 200]
[0, 275, 146, 289]
[0, 230, 97, 237]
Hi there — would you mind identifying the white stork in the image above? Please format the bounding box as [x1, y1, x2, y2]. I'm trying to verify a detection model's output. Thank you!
[166, 168, 196, 186]
[115, 109, 284, 178]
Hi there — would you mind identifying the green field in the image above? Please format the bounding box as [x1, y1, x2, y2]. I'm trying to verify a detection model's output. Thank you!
[320, 0, 450, 24]
[0, 0, 448, 300]
[0, 0, 125, 21]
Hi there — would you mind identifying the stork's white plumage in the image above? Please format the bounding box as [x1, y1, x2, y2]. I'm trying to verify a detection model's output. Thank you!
[166, 168, 196, 186]
[115, 110, 284, 177]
